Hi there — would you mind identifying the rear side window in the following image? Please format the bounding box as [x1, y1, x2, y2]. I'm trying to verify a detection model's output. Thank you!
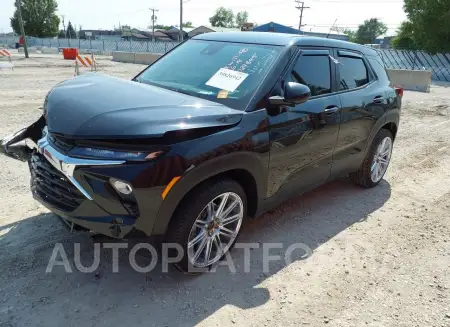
[338, 56, 369, 90]
[367, 56, 390, 84]
[290, 55, 331, 96]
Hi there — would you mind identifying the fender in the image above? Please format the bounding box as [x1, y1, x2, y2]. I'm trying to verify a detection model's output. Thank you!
[364, 108, 400, 155]
[150, 151, 268, 235]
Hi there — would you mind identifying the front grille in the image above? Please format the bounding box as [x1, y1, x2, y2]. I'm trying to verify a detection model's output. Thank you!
[30, 152, 85, 212]
[48, 133, 75, 153]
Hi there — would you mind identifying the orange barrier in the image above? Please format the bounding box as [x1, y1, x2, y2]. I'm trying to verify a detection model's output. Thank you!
[0, 49, 11, 57]
[74, 54, 97, 76]
[63, 48, 78, 60]
[0, 48, 13, 69]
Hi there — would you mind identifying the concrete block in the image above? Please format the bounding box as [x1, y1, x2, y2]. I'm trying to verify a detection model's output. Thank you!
[387, 69, 432, 93]
[112, 51, 136, 63]
[41, 47, 59, 54]
[134, 53, 161, 65]
[78, 49, 91, 55]
[18, 47, 37, 53]
[112, 51, 162, 65]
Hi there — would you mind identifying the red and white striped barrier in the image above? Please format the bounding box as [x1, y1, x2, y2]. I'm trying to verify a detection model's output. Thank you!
[0, 49, 11, 57]
[74, 54, 97, 76]
[0, 48, 13, 70]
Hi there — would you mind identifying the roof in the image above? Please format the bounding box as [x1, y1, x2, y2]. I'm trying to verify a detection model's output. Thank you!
[253, 22, 300, 34]
[165, 27, 195, 34]
[131, 32, 150, 39]
[209, 26, 241, 33]
[137, 30, 172, 41]
[193, 32, 378, 56]
[188, 26, 215, 35]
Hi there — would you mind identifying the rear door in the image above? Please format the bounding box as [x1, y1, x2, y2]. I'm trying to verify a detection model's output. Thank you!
[330, 49, 387, 177]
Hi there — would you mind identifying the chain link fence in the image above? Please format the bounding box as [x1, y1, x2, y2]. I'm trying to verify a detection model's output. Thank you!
[2, 36, 450, 81]
[378, 49, 450, 82]
[0, 36, 179, 55]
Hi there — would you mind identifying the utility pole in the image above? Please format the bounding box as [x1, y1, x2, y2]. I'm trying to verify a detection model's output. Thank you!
[15, 0, 29, 58]
[179, 0, 183, 42]
[149, 8, 159, 42]
[295, 0, 310, 34]
[61, 15, 66, 37]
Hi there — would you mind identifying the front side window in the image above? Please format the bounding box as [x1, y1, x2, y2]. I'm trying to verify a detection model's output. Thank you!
[135, 40, 282, 110]
[338, 56, 369, 90]
[289, 55, 332, 96]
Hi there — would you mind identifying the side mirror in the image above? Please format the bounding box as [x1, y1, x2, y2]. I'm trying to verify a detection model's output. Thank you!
[269, 82, 311, 106]
[284, 82, 311, 104]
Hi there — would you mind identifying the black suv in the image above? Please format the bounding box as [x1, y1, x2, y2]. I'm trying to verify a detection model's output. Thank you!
[1, 32, 402, 272]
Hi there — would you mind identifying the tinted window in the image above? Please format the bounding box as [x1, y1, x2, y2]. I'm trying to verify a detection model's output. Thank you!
[290, 55, 331, 96]
[367, 56, 390, 84]
[338, 56, 369, 90]
[136, 40, 282, 110]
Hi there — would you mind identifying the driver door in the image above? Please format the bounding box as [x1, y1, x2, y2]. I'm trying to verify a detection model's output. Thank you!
[267, 48, 341, 198]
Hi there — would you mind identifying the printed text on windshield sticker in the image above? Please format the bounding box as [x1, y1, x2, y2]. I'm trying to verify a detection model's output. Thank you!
[206, 68, 249, 92]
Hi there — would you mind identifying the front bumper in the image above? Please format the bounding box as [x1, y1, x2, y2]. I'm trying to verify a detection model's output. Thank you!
[1, 120, 184, 239]
[29, 142, 169, 238]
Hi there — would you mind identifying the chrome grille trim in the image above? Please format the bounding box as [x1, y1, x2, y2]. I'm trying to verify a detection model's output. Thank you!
[27, 132, 125, 200]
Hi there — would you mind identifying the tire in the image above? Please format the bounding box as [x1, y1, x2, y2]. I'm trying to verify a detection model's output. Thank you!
[351, 128, 394, 188]
[165, 178, 247, 273]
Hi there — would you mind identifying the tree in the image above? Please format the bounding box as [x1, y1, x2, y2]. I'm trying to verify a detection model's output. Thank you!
[154, 24, 171, 30]
[235, 11, 249, 28]
[343, 29, 356, 43]
[57, 30, 66, 39]
[392, 21, 419, 50]
[353, 18, 387, 45]
[66, 21, 76, 39]
[209, 7, 234, 28]
[182, 21, 193, 28]
[10, 0, 60, 37]
[403, 0, 450, 53]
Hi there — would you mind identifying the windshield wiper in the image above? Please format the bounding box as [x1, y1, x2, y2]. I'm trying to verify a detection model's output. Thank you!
[135, 79, 196, 97]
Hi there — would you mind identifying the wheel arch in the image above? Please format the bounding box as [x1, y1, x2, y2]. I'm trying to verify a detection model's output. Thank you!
[151, 152, 267, 235]
[382, 121, 398, 140]
[365, 109, 399, 154]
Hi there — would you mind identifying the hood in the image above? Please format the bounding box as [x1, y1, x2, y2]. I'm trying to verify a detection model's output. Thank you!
[45, 74, 243, 138]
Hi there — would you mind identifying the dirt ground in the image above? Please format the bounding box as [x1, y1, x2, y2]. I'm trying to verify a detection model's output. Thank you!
[0, 52, 449, 327]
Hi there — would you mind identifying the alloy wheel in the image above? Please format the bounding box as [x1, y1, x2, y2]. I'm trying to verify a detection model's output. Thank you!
[187, 192, 244, 267]
[371, 136, 392, 183]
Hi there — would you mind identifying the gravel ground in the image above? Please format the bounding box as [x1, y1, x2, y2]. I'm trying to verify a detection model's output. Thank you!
[0, 52, 449, 327]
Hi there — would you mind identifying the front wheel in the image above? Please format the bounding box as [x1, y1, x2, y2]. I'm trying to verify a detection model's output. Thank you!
[351, 129, 394, 188]
[165, 179, 247, 273]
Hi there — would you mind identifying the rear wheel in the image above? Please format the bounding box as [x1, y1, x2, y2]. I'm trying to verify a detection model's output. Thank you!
[351, 128, 393, 188]
[165, 179, 246, 273]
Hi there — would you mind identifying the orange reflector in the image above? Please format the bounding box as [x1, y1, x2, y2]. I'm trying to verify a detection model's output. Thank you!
[161, 176, 181, 199]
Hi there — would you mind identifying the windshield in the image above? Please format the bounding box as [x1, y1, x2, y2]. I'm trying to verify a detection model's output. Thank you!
[135, 40, 282, 110]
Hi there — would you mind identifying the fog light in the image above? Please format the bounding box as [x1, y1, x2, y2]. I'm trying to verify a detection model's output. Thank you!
[110, 178, 133, 195]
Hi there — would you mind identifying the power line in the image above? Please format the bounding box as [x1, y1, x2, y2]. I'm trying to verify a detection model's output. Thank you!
[295, 0, 310, 33]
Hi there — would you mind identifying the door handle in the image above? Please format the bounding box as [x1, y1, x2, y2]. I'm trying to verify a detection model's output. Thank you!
[373, 96, 385, 104]
[324, 106, 340, 115]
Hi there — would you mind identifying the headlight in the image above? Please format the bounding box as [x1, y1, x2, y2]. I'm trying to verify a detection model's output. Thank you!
[69, 146, 164, 161]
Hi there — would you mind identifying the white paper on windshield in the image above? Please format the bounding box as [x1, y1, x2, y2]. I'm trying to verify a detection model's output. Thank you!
[206, 68, 249, 92]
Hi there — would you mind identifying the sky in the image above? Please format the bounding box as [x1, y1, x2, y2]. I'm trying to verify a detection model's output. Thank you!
[0, 0, 406, 36]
